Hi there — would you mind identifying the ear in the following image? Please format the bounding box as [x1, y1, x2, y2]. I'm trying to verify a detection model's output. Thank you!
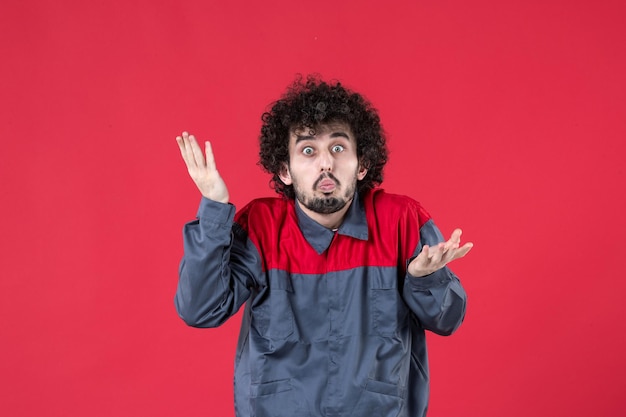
[278, 163, 293, 185]
[357, 163, 368, 181]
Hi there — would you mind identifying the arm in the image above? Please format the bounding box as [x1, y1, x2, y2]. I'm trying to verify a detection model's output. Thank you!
[175, 198, 260, 327]
[403, 221, 473, 336]
[174, 132, 259, 327]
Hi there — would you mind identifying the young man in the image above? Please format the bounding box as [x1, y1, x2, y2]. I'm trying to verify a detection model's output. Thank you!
[175, 76, 472, 417]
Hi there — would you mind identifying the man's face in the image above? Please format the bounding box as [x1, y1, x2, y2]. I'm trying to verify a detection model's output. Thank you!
[278, 122, 368, 215]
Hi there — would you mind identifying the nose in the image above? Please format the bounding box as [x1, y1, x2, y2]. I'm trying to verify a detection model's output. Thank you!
[318, 148, 333, 172]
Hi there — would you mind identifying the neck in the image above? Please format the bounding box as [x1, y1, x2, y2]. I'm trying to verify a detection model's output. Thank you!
[296, 197, 354, 230]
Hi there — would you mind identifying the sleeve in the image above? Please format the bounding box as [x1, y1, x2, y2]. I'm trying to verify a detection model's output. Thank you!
[402, 218, 468, 336]
[174, 198, 262, 328]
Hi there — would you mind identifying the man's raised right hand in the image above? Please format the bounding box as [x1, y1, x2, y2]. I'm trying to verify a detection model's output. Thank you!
[176, 132, 230, 204]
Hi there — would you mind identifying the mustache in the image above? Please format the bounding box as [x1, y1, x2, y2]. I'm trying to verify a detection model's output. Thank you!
[313, 173, 340, 189]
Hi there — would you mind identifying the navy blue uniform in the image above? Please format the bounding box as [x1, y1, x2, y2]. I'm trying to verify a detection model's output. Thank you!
[176, 189, 467, 417]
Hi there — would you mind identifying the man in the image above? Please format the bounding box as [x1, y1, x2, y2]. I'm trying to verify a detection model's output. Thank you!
[175, 76, 472, 417]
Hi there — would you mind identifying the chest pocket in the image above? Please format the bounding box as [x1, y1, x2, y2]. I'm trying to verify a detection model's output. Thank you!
[253, 273, 295, 340]
[369, 273, 409, 337]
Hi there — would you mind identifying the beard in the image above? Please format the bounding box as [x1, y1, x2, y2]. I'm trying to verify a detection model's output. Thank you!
[294, 172, 357, 214]
[302, 195, 348, 214]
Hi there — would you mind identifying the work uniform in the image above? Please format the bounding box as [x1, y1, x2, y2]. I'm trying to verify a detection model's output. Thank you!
[175, 189, 467, 417]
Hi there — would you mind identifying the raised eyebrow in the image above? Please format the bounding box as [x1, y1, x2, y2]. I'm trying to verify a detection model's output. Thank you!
[294, 131, 351, 144]
[330, 131, 351, 140]
[294, 134, 315, 144]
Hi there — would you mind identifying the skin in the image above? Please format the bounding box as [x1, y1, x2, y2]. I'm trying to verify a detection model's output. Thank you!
[277, 123, 367, 230]
[175, 127, 472, 278]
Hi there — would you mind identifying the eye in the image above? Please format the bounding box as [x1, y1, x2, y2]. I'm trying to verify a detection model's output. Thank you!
[331, 145, 345, 153]
[302, 146, 314, 155]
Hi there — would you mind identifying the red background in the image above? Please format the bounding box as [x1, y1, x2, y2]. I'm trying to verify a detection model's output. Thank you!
[1, 0, 625, 416]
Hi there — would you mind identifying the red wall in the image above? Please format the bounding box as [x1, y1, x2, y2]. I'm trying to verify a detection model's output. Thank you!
[1, 1, 625, 416]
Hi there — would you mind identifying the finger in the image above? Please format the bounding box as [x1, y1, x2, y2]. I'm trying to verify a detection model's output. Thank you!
[205, 141, 217, 172]
[443, 236, 459, 252]
[444, 240, 459, 254]
[453, 242, 474, 259]
[176, 134, 193, 166]
[180, 132, 198, 166]
[442, 229, 463, 254]
[175, 134, 186, 154]
[429, 243, 446, 263]
[188, 135, 207, 167]
[413, 245, 432, 269]
[440, 246, 456, 264]
[450, 228, 462, 244]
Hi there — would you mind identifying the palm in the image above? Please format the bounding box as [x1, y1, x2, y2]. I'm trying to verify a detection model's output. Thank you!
[176, 132, 229, 203]
[408, 229, 473, 277]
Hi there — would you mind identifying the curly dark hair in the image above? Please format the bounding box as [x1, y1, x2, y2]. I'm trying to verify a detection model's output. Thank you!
[259, 74, 388, 199]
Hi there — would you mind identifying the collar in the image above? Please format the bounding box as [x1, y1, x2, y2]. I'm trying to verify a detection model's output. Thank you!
[295, 192, 369, 255]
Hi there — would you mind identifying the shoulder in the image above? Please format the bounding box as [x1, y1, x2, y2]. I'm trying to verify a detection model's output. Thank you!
[234, 197, 294, 231]
[364, 188, 432, 227]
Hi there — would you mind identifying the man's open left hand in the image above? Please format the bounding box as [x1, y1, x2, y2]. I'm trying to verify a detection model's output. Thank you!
[408, 229, 473, 277]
